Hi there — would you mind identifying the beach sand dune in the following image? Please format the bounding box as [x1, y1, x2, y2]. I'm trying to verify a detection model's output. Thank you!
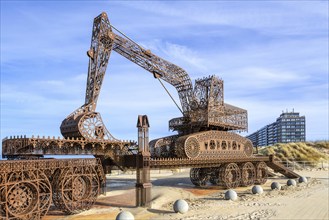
[45, 169, 328, 220]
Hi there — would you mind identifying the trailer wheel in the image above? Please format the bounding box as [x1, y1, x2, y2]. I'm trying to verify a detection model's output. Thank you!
[52, 165, 100, 214]
[7, 182, 38, 216]
[220, 163, 241, 189]
[255, 162, 268, 185]
[240, 162, 256, 186]
[2, 170, 51, 219]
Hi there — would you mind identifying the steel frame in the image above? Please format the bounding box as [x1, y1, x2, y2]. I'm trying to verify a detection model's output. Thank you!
[0, 159, 105, 219]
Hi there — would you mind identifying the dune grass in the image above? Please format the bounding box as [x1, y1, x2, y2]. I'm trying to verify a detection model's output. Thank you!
[258, 141, 329, 164]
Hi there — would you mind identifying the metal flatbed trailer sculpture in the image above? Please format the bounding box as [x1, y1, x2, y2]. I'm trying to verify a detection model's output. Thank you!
[1, 12, 300, 219]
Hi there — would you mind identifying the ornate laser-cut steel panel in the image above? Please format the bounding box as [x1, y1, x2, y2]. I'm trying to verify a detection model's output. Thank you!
[0, 170, 52, 219]
[0, 159, 105, 218]
[255, 161, 268, 185]
[220, 163, 241, 189]
[240, 162, 256, 186]
[52, 165, 100, 214]
[2, 136, 135, 166]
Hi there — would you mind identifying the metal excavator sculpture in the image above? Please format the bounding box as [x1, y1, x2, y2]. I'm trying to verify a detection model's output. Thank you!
[1, 12, 301, 219]
[60, 12, 252, 160]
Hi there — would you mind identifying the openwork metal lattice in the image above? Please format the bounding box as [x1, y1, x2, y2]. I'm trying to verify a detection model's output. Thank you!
[0, 159, 105, 219]
[1, 11, 302, 219]
[52, 165, 100, 214]
[240, 162, 256, 186]
[255, 161, 268, 185]
[1, 170, 51, 219]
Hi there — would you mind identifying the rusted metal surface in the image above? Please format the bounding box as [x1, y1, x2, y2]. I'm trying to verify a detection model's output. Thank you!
[0, 168, 51, 219]
[240, 162, 256, 186]
[254, 161, 268, 185]
[135, 115, 152, 208]
[187, 161, 267, 189]
[150, 131, 253, 159]
[124, 154, 271, 189]
[2, 136, 136, 158]
[4, 11, 253, 171]
[71, 12, 248, 162]
[100, 12, 248, 134]
[190, 168, 210, 187]
[60, 13, 115, 141]
[2, 136, 135, 169]
[52, 164, 100, 214]
[56, 12, 249, 165]
[0, 159, 105, 219]
[266, 155, 301, 178]
[0, 11, 301, 219]
[219, 163, 241, 188]
[149, 156, 270, 169]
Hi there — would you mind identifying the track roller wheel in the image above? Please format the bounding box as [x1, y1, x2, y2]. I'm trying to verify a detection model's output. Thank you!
[220, 163, 241, 189]
[240, 162, 256, 186]
[209, 168, 221, 186]
[255, 161, 268, 185]
[190, 168, 209, 187]
[52, 165, 100, 214]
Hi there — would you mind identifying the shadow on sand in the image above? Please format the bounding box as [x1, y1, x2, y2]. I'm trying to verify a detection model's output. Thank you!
[147, 208, 175, 214]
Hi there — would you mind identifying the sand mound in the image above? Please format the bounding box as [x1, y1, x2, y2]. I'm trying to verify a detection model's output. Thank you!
[151, 186, 196, 210]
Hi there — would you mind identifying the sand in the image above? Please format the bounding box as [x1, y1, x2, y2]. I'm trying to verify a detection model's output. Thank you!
[45, 168, 329, 220]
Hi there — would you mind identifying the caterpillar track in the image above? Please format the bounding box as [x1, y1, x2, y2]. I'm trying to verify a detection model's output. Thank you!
[150, 131, 253, 159]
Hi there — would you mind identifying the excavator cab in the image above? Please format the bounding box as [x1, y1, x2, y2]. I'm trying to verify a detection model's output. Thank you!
[169, 75, 247, 134]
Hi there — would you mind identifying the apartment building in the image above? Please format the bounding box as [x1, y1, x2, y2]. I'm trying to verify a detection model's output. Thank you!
[247, 111, 306, 147]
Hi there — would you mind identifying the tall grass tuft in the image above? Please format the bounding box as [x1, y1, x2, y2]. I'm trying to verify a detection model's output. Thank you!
[259, 142, 329, 165]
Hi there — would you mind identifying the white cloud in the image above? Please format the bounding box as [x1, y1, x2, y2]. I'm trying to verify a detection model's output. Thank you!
[116, 1, 328, 36]
[141, 39, 207, 74]
[227, 67, 306, 90]
[163, 42, 207, 72]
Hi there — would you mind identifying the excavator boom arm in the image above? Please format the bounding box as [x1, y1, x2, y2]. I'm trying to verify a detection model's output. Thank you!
[85, 12, 194, 115]
[84, 13, 114, 111]
[111, 32, 194, 114]
[60, 12, 247, 140]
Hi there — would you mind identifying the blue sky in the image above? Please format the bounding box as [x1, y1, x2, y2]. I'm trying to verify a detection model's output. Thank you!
[1, 0, 328, 152]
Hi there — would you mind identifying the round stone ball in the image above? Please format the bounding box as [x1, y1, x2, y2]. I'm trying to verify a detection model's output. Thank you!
[298, 176, 308, 183]
[116, 211, 134, 220]
[224, 189, 238, 201]
[252, 185, 264, 194]
[287, 179, 297, 187]
[271, 182, 281, 190]
[173, 199, 189, 214]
